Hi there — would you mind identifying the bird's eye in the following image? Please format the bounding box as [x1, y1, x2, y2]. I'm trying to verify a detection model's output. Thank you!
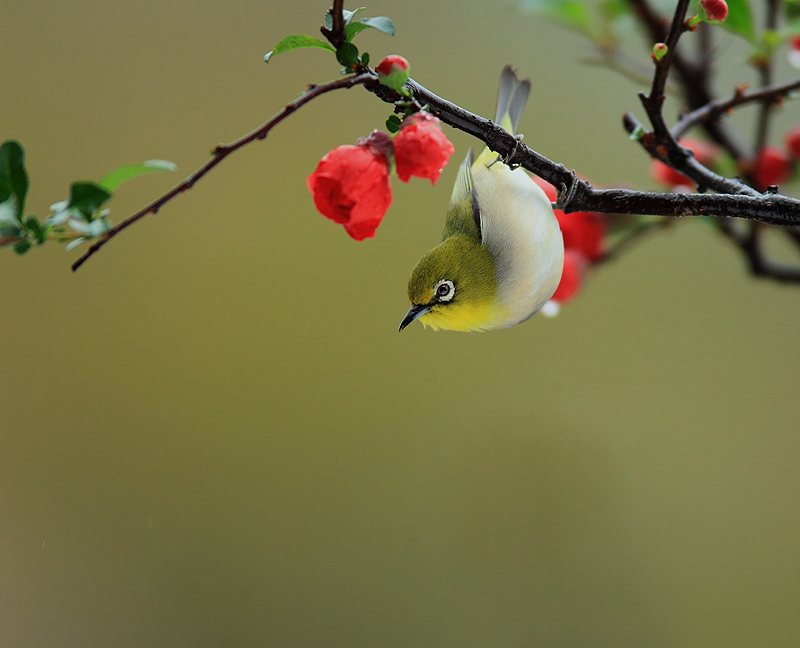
[434, 279, 455, 302]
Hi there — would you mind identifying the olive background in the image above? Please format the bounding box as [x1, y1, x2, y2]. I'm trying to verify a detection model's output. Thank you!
[2, 1, 799, 647]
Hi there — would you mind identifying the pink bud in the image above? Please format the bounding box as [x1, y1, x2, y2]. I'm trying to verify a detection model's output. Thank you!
[701, 0, 728, 22]
[375, 55, 410, 91]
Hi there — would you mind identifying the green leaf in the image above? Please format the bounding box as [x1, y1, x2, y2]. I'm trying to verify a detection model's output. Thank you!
[346, 16, 396, 40]
[264, 35, 335, 63]
[343, 7, 366, 24]
[25, 215, 46, 243]
[65, 237, 86, 252]
[336, 41, 360, 67]
[720, 0, 755, 41]
[98, 159, 176, 192]
[516, 0, 594, 37]
[0, 140, 29, 220]
[13, 239, 31, 255]
[361, 52, 370, 66]
[0, 224, 21, 238]
[68, 181, 112, 220]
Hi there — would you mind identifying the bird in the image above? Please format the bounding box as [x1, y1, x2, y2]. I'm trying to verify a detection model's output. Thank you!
[399, 66, 564, 332]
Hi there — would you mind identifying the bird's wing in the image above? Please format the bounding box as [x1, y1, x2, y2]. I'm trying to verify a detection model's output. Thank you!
[442, 149, 481, 242]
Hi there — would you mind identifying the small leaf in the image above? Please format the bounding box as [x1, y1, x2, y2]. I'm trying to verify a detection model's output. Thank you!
[13, 239, 31, 255]
[336, 42, 360, 67]
[0, 198, 18, 224]
[361, 52, 370, 66]
[721, 0, 755, 41]
[65, 237, 87, 252]
[98, 159, 176, 192]
[343, 7, 366, 24]
[0, 140, 29, 220]
[357, 16, 396, 36]
[25, 215, 46, 242]
[345, 17, 397, 41]
[68, 182, 112, 220]
[264, 35, 335, 63]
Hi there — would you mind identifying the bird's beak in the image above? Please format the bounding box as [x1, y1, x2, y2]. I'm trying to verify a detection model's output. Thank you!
[399, 304, 430, 332]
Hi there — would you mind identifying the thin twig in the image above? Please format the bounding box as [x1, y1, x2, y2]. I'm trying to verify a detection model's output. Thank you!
[320, 0, 346, 48]
[672, 78, 800, 139]
[596, 218, 674, 266]
[71, 73, 371, 271]
[754, 0, 780, 155]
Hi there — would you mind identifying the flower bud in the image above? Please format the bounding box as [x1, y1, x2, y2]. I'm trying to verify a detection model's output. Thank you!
[701, 0, 728, 22]
[375, 55, 410, 91]
[786, 126, 800, 159]
[393, 113, 455, 185]
[752, 146, 790, 191]
[306, 142, 392, 240]
[652, 43, 668, 61]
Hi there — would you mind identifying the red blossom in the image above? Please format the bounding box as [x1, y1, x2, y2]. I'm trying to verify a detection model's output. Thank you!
[306, 143, 392, 241]
[752, 146, 791, 191]
[532, 176, 606, 261]
[393, 113, 455, 184]
[785, 126, 800, 159]
[701, 0, 728, 21]
[551, 249, 586, 304]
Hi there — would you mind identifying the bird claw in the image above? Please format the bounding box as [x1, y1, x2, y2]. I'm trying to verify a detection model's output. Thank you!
[556, 170, 579, 210]
[503, 134, 524, 169]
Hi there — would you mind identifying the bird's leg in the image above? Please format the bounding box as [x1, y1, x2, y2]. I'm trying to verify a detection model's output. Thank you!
[555, 170, 579, 211]
[502, 134, 524, 169]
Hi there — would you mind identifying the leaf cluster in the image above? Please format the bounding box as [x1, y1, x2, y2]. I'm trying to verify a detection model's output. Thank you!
[0, 140, 175, 255]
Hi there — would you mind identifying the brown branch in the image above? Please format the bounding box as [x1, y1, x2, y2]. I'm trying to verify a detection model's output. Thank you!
[71, 69, 800, 272]
[71, 72, 371, 272]
[754, 0, 780, 155]
[320, 0, 346, 48]
[672, 78, 800, 139]
[627, 0, 748, 159]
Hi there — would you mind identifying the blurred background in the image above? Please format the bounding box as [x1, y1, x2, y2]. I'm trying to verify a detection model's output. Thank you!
[2, 1, 799, 646]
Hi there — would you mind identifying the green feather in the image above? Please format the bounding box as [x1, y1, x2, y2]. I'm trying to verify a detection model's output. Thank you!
[442, 150, 481, 242]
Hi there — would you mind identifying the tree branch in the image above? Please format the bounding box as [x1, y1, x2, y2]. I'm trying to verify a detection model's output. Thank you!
[71, 73, 371, 272]
[672, 78, 800, 139]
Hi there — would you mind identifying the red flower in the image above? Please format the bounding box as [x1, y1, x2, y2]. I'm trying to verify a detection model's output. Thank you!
[701, 0, 728, 21]
[306, 142, 392, 240]
[752, 146, 790, 191]
[532, 176, 605, 261]
[551, 249, 586, 303]
[786, 126, 800, 159]
[557, 211, 606, 262]
[393, 113, 455, 184]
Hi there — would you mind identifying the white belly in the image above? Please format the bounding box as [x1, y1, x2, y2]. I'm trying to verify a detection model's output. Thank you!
[471, 163, 564, 328]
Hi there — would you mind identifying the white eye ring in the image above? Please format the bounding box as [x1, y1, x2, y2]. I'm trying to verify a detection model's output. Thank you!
[434, 279, 455, 302]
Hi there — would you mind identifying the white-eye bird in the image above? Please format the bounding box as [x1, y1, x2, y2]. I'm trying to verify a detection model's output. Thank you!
[399, 66, 564, 332]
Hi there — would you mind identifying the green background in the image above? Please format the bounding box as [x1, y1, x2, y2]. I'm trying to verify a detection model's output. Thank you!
[2, 1, 799, 646]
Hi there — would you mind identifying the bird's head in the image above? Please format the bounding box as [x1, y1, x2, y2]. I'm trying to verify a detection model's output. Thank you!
[399, 235, 503, 332]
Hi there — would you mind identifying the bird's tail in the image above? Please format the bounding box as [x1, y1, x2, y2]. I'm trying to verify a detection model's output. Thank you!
[495, 65, 531, 135]
[474, 66, 531, 168]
